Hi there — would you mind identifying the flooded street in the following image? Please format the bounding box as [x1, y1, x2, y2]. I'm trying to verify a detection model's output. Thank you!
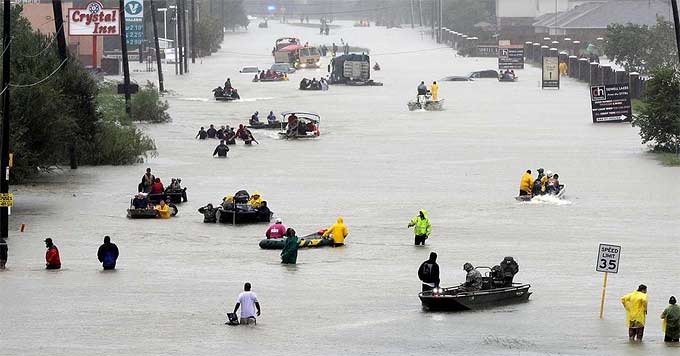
[2, 22, 680, 355]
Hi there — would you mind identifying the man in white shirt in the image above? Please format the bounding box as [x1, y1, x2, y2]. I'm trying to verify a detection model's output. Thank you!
[233, 282, 261, 325]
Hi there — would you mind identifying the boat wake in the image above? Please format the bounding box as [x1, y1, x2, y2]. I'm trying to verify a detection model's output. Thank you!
[174, 97, 210, 102]
[524, 195, 572, 205]
[238, 97, 275, 102]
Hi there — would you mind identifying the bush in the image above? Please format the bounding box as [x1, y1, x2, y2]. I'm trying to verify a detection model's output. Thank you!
[131, 82, 171, 123]
[632, 66, 680, 153]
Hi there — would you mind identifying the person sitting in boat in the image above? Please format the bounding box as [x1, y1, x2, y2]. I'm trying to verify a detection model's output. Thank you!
[320, 78, 329, 91]
[462, 263, 482, 291]
[224, 78, 232, 90]
[265, 218, 286, 239]
[265, 69, 273, 78]
[207, 124, 217, 139]
[259, 71, 265, 80]
[212, 86, 224, 98]
[165, 197, 178, 217]
[546, 173, 560, 195]
[230, 89, 240, 100]
[310, 78, 320, 90]
[196, 127, 208, 139]
[155, 200, 171, 219]
[321, 216, 349, 247]
[249, 192, 264, 208]
[532, 168, 545, 195]
[373, 62, 380, 71]
[250, 112, 260, 126]
[150, 178, 165, 195]
[140, 168, 155, 193]
[305, 122, 317, 134]
[213, 140, 229, 157]
[418, 252, 440, 292]
[510, 70, 516, 78]
[166, 178, 187, 202]
[267, 111, 277, 124]
[299, 78, 309, 90]
[519, 170, 534, 197]
[287, 114, 299, 136]
[257, 201, 272, 221]
[221, 195, 235, 210]
[198, 203, 217, 223]
[132, 193, 150, 209]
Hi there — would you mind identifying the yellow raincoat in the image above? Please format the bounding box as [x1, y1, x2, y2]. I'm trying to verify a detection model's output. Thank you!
[156, 204, 171, 219]
[621, 290, 648, 327]
[430, 82, 439, 101]
[322, 217, 349, 244]
[519, 172, 534, 194]
[250, 192, 263, 208]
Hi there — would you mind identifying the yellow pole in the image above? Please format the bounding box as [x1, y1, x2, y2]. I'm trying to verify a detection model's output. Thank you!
[599, 272, 608, 319]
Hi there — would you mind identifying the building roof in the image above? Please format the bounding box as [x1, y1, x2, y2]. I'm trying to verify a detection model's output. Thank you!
[533, 0, 671, 29]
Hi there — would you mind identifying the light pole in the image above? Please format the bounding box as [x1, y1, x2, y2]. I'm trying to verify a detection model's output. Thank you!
[157, 7, 168, 39]
[169, 5, 178, 75]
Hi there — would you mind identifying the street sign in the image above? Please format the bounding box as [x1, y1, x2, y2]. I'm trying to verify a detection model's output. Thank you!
[596, 243, 621, 273]
[498, 45, 524, 70]
[117, 83, 139, 94]
[0, 193, 14, 207]
[590, 83, 632, 123]
[542, 56, 560, 89]
[124, 0, 144, 46]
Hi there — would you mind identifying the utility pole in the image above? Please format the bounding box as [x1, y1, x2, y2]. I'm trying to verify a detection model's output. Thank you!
[671, 0, 680, 64]
[431, 0, 435, 39]
[151, 0, 164, 91]
[119, 0, 132, 116]
[52, 0, 68, 60]
[438, 0, 443, 44]
[418, 0, 423, 27]
[177, 0, 184, 74]
[190, 0, 196, 63]
[1, 0, 11, 247]
[410, 0, 415, 29]
[182, 0, 188, 72]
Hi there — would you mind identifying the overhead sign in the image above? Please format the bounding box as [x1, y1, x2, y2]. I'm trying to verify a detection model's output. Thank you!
[0, 193, 13, 207]
[68, 1, 120, 36]
[124, 0, 144, 46]
[542, 56, 560, 89]
[590, 83, 632, 123]
[498, 45, 524, 70]
[596, 243, 621, 273]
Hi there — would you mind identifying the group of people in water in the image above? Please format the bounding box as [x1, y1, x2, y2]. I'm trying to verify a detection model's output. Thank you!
[249, 111, 278, 126]
[198, 191, 272, 224]
[416, 81, 439, 102]
[137, 168, 187, 201]
[263, 216, 349, 264]
[130, 168, 186, 218]
[254, 70, 288, 82]
[500, 69, 517, 80]
[299, 77, 328, 90]
[519, 168, 562, 197]
[196, 124, 258, 157]
[418, 253, 520, 292]
[284, 112, 318, 138]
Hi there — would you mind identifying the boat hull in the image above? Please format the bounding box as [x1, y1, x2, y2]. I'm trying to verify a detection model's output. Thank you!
[419, 284, 531, 311]
[216, 208, 271, 224]
[259, 233, 332, 249]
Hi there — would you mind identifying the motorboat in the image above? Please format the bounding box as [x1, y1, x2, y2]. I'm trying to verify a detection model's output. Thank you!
[279, 111, 320, 139]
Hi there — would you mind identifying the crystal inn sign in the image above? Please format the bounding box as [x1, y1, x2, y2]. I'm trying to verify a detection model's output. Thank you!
[69, 1, 120, 36]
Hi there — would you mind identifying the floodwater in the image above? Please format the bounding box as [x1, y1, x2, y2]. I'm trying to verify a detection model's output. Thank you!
[2, 21, 680, 356]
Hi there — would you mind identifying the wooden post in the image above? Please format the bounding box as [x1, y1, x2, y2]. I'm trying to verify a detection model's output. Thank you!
[599, 272, 608, 319]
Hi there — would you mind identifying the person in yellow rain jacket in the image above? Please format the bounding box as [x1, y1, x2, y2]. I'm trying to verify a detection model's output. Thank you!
[519, 170, 534, 196]
[249, 192, 263, 208]
[430, 81, 439, 101]
[408, 210, 431, 246]
[621, 284, 648, 341]
[155, 200, 171, 219]
[559, 61, 568, 76]
[322, 217, 348, 247]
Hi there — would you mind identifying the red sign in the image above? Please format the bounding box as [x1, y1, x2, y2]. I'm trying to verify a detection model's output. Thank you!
[68, 1, 120, 36]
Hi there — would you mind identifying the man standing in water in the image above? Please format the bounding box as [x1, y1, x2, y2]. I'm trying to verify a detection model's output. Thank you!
[97, 236, 119, 270]
[213, 140, 229, 157]
[621, 284, 648, 341]
[418, 252, 440, 292]
[408, 210, 431, 246]
[661, 296, 680, 342]
[44, 238, 61, 270]
[233, 282, 261, 325]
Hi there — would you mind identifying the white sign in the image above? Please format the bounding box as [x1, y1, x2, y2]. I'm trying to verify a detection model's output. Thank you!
[68, 1, 120, 36]
[596, 243, 621, 273]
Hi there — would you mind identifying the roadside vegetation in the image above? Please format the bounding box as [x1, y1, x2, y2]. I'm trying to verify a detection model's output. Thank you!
[3, 6, 162, 182]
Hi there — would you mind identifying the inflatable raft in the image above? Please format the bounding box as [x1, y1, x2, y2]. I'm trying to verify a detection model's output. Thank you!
[259, 232, 332, 249]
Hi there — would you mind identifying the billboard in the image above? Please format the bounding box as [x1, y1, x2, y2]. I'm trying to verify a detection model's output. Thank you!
[124, 0, 144, 46]
[542, 56, 560, 89]
[590, 84, 632, 123]
[68, 1, 120, 36]
[498, 45, 524, 70]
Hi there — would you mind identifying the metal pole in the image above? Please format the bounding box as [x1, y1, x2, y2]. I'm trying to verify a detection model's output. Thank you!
[431, 0, 434, 39]
[671, 0, 680, 64]
[52, 0, 68, 60]
[410, 0, 415, 28]
[151, 0, 164, 92]
[190, 0, 196, 63]
[1, 0, 11, 243]
[163, 9, 167, 38]
[177, 1, 184, 74]
[418, 0, 423, 26]
[182, 0, 188, 72]
[119, 0, 132, 117]
[174, 8, 178, 75]
[438, 0, 442, 43]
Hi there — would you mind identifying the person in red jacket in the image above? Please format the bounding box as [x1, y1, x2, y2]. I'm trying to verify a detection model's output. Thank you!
[150, 178, 164, 194]
[44, 238, 61, 270]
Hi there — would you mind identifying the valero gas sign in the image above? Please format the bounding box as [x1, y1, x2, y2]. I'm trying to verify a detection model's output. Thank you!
[68, 1, 120, 36]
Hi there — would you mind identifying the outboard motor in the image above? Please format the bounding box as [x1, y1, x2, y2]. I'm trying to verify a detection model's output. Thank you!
[500, 256, 519, 287]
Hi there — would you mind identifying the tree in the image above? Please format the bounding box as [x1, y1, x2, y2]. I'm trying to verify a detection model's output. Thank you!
[604, 17, 678, 74]
[632, 66, 680, 153]
[442, 0, 491, 37]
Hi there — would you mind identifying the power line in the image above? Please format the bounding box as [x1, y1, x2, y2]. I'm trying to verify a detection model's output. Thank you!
[10, 58, 68, 88]
[18, 24, 64, 58]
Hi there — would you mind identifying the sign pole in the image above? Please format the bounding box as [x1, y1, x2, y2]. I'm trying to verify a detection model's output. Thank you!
[1, 0, 11, 244]
[119, 0, 132, 117]
[92, 36, 97, 69]
[150, 0, 164, 92]
[599, 272, 608, 319]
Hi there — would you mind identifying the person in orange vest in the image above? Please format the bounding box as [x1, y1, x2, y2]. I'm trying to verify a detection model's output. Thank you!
[44, 238, 61, 270]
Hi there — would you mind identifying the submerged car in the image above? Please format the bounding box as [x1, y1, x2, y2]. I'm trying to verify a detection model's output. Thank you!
[270, 63, 296, 74]
[239, 66, 259, 73]
[442, 69, 499, 81]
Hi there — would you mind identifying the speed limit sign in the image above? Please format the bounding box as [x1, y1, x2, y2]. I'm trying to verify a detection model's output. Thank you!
[596, 243, 621, 273]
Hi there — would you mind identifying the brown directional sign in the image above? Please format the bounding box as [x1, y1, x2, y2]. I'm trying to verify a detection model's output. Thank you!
[590, 83, 632, 123]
